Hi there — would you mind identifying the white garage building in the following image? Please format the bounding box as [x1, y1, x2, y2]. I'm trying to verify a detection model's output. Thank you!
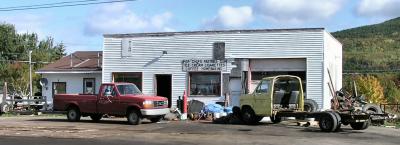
[102, 28, 342, 110]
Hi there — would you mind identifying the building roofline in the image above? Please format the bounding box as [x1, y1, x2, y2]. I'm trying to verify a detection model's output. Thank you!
[103, 28, 325, 38]
[36, 70, 102, 74]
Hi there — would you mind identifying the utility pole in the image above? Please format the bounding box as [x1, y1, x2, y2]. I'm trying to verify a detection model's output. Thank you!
[29, 50, 32, 99]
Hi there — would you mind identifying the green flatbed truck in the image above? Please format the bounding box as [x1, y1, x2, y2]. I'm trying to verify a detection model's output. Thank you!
[239, 75, 384, 132]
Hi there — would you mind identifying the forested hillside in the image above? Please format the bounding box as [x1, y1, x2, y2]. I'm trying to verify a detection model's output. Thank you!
[333, 17, 400, 104]
[0, 23, 65, 96]
[333, 17, 400, 71]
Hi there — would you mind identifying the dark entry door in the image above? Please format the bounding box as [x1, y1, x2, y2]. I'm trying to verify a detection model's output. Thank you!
[155, 74, 172, 107]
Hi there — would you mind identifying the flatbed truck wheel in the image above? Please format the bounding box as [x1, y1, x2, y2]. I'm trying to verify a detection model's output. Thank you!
[241, 107, 257, 125]
[350, 119, 370, 130]
[318, 112, 338, 132]
[270, 115, 282, 124]
[330, 111, 342, 132]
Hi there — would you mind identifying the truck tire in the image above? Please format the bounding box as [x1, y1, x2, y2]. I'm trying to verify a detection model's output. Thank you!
[232, 106, 241, 117]
[304, 99, 319, 112]
[127, 110, 141, 125]
[150, 115, 164, 123]
[318, 112, 338, 132]
[90, 114, 103, 122]
[67, 107, 81, 122]
[350, 119, 370, 130]
[330, 111, 342, 132]
[270, 115, 282, 124]
[241, 107, 258, 125]
[362, 103, 383, 114]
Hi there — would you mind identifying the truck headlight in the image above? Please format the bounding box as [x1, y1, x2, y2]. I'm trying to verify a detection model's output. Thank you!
[143, 100, 154, 108]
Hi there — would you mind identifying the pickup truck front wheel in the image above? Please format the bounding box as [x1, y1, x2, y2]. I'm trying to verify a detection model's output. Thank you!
[127, 110, 142, 125]
[67, 107, 81, 122]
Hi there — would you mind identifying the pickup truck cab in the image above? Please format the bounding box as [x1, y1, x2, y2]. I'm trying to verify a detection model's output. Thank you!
[54, 82, 169, 125]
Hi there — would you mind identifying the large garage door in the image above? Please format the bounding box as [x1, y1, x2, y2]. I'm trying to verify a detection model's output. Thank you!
[248, 58, 307, 94]
[250, 58, 306, 72]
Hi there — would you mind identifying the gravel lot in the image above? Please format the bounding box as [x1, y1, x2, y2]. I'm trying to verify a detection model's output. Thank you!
[0, 116, 399, 145]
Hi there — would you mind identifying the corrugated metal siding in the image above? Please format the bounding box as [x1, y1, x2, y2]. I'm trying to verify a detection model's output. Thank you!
[103, 30, 326, 108]
[323, 31, 343, 110]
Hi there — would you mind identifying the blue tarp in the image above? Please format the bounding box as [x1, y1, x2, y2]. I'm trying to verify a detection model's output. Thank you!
[224, 106, 233, 114]
[203, 104, 233, 114]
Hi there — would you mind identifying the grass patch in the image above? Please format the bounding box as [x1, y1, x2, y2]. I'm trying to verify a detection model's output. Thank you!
[384, 119, 400, 129]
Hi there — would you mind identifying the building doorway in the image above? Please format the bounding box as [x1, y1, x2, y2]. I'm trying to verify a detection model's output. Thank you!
[52, 82, 66, 98]
[155, 74, 172, 107]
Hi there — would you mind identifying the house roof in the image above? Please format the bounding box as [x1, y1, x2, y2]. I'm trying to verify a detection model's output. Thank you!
[36, 51, 102, 74]
[103, 28, 325, 38]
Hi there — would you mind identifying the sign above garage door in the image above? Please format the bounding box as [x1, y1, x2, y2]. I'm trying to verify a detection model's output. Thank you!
[182, 59, 227, 71]
[250, 58, 306, 71]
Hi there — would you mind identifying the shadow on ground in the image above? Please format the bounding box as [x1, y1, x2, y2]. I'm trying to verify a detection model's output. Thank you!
[25, 118, 155, 125]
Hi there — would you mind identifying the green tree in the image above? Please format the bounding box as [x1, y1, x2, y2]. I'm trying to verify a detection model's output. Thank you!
[377, 73, 400, 103]
[354, 75, 387, 104]
[0, 23, 65, 96]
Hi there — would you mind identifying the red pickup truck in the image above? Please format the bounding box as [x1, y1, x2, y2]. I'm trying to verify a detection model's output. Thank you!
[53, 83, 169, 125]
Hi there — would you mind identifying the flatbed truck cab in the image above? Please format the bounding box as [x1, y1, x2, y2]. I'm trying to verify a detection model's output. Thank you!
[239, 75, 372, 132]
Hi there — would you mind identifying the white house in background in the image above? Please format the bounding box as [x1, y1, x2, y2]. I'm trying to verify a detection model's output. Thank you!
[36, 51, 102, 109]
[102, 28, 342, 110]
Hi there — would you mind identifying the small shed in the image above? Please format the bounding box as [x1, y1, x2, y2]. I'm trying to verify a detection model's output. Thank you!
[36, 51, 102, 109]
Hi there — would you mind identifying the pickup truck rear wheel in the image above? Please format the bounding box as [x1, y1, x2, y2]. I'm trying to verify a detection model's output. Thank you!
[127, 110, 142, 125]
[67, 107, 81, 122]
[90, 114, 103, 122]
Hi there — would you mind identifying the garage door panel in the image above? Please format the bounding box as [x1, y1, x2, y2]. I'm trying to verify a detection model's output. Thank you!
[250, 58, 306, 71]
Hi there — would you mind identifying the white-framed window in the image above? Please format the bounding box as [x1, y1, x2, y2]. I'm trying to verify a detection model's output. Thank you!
[189, 72, 221, 96]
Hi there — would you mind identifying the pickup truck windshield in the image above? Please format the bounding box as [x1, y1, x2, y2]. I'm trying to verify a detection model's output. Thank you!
[255, 80, 270, 94]
[117, 84, 142, 95]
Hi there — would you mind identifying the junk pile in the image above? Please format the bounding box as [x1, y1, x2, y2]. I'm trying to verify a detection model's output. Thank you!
[186, 100, 242, 124]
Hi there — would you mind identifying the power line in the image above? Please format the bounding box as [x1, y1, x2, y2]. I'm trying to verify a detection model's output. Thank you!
[0, 60, 51, 64]
[0, 0, 136, 12]
[0, 0, 102, 10]
[343, 69, 400, 74]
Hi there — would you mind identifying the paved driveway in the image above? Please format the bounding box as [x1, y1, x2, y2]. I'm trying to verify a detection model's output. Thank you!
[0, 116, 399, 145]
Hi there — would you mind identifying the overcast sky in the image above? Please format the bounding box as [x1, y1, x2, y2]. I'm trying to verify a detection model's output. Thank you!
[1, 0, 400, 53]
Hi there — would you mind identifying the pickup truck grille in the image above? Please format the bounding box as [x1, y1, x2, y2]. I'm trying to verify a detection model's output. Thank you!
[153, 101, 167, 107]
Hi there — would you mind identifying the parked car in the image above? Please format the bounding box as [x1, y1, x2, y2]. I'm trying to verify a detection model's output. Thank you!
[54, 82, 169, 125]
